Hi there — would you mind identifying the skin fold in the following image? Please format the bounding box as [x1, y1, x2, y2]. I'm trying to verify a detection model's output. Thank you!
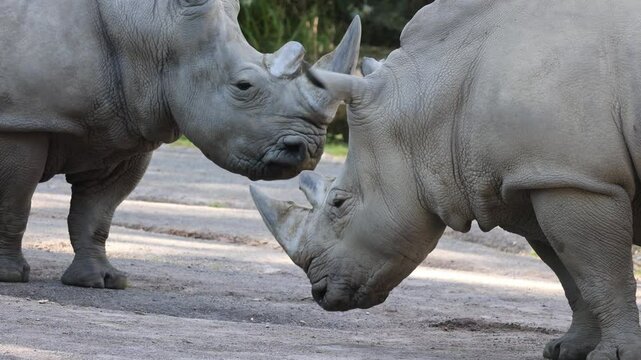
[252, 1, 641, 359]
[0, 0, 361, 289]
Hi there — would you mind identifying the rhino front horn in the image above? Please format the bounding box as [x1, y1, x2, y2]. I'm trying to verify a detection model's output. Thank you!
[314, 16, 362, 75]
[250, 185, 309, 267]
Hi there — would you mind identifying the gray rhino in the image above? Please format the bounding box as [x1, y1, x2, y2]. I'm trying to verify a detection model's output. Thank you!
[251, 1, 641, 359]
[0, 0, 361, 289]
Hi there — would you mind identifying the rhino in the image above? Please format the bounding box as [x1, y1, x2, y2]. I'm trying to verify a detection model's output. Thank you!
[251, 1, 641, 359]
[0, 0, 361, 289]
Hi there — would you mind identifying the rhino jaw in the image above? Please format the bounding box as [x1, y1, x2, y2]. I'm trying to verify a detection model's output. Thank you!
[250, 185, 309, 267]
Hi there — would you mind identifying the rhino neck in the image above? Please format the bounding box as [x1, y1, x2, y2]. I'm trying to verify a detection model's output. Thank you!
[381, 0, 506, 233]
[378, 48, 475, 233]
[95, 0, 180, 145]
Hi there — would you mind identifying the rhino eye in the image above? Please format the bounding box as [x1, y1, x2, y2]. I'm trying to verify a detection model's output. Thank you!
[180, 0, 209, 6]
[235, 82, 253, 91]
[332, 198, 347, 208]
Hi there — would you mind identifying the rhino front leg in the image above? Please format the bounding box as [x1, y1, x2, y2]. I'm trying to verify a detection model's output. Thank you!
[62, 153, 152, 289]
[0, 134, 48, 282]
[531, 188, 641, 360]
[527, 239, 601, 360]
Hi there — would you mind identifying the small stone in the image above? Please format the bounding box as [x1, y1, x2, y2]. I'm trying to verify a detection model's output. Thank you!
[38, 299, 49, 305]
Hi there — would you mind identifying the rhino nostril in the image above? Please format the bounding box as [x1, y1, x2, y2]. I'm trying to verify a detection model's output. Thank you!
[282, 136, 308, 162]
[311, 277, 328, 303]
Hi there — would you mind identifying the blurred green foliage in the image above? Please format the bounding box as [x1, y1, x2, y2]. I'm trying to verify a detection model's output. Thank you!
[239, 0, 430, 53]
[238, 0, 432, 141]
[238, 0, 337, 59]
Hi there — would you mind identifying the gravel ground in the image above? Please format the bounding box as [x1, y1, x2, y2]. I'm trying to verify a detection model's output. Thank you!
[1, 145, 638, 360]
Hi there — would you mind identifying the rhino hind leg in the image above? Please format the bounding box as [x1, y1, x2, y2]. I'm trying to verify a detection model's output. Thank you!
[0, 133, 49, 283]
[63, 153, 152, 289]
[531, 188, 641, 360]
[527, 239, 601, 360]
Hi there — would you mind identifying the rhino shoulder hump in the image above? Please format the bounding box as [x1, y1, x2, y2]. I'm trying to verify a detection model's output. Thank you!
[400, 0, 504, 50]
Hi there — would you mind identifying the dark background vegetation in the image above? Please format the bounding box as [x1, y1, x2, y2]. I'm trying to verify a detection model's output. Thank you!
[238, 0, 432, 142]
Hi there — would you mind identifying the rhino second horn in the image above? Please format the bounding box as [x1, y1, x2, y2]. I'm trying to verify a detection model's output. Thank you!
[266, 41, 305, 78]
[299, 171, 333, 208]
[250, 185, 309, 267]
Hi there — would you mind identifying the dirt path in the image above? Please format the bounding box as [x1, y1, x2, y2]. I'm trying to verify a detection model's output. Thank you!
[0, 146, 637, 359]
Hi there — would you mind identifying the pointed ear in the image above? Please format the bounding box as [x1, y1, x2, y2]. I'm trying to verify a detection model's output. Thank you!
[266, 42, 305, 78]
[226, 0, 240, 17]
[299, 171, 334, 208]
[361, 57, 384, 76]
[305, 68, 368, 104]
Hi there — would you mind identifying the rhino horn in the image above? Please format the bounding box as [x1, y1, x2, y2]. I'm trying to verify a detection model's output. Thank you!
[250, 185, 309, 267]
[266, 41, 306, 78]
[295, 16, 362, 121]
[314, 16, 362, 74]
[299, 171, 334, 208]
[361, 57, 384, 76]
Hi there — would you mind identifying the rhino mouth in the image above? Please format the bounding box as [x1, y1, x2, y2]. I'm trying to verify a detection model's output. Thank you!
[220, 130, 324, 180]
[256, 133, 325, 180]
[310, 276, 390, 312]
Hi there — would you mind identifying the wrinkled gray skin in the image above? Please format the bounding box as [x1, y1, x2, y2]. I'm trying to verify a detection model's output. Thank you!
[252, 1, 641, 359]
[0, 0, 361, 289]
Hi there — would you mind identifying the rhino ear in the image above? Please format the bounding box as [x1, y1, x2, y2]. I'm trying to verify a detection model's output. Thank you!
[305, 68, 368, 104]
[228, 0, 240, 16]
[299, 171, 334, 208]
[361, 57, 384, 76]
[266, 42, 306, 78]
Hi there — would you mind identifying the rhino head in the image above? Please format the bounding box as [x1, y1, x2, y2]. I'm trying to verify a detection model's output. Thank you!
[161, 0, 362, 180]
[251, 57, 448, 310]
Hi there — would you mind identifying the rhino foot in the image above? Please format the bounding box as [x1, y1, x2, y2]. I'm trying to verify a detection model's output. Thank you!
[587, 341, 641, 360]
[544, 331, 600, 360]
[61, 256, 127, 289]
[0, 254, 30, 282]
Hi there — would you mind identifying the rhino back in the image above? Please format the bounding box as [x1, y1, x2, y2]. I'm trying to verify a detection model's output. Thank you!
[390, 0, 641, 229]
[0, 0, 108, 135]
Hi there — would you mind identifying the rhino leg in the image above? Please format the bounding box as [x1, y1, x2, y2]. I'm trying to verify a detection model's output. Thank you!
[532, 188, 641, 360]
[528, 239, 601, 360]
[0, 133, 48, 283]
[62, 153, 152, 289]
